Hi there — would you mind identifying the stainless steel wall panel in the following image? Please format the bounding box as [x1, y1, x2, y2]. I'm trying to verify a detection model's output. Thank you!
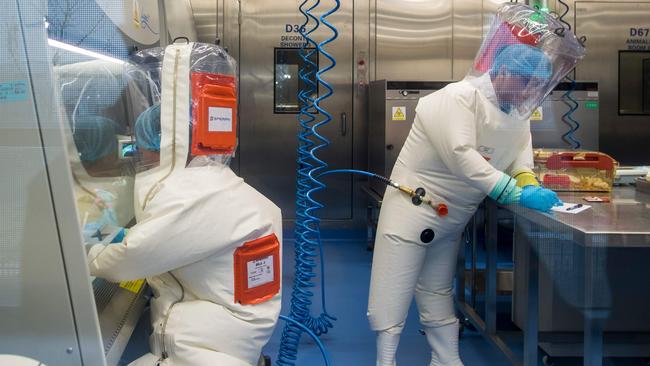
[575, 2, 650, 164]
[453, 0, 483, 80]
[368, 80, 387, 193]
[481, 0, 502, 38]
[223, 0, 240, 174]
[375, 0, 452, 80]
[353, 0, 372, 226]
[190, 0, 217, 44]
[163, 0, 198, 41]
[218, 0, 225, 46]
[223, 0, 239, 59]
[370, 0, 378, 81]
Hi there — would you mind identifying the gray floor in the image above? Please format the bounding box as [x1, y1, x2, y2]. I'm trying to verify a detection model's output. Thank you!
[262, 237, 511, 366]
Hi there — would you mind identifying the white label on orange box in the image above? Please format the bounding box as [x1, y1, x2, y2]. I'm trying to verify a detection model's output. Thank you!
[208, 107, 233, 132]
[247, 255, 274, 288]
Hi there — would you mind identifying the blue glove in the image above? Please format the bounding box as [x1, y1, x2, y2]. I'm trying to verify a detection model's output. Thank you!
[489, 175, 522, 204]
[111, 228, 126, 243]
[519, 186, 563, 212]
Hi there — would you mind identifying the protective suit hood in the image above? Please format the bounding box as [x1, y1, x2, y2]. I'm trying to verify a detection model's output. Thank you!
[129, 42, 238, 219]
[467, 3, 586, 120]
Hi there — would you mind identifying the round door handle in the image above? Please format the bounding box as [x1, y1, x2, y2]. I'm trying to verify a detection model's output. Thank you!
[386, 144, 394, 151]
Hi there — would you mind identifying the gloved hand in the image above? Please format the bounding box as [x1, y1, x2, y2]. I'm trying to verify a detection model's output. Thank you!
[519, 185, 563, 212]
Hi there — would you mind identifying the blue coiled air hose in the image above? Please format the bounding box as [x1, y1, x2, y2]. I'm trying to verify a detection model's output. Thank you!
[557, 0, 571, 32]
[557, 0, 581, 149]
[561, 77, 581, 149]
[276, 0, 340, 365]
[278, 315, 332, 366]
[318, 169, 391, 184]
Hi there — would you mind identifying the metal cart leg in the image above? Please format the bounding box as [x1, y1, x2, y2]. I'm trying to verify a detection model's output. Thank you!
[583, 245, 605, 366]
[457, 225, 468, 305]
[485, 201, 498, 335]
[366, 204, 374, 250]
[523, 234, 539, 366]
[584, 312, 604, 366]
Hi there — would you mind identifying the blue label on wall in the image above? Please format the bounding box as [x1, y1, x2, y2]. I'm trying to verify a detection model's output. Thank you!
[0, 81, 29, 103]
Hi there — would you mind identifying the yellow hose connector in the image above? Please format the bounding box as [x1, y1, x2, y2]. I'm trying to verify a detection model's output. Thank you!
[391, 181, 448, 217]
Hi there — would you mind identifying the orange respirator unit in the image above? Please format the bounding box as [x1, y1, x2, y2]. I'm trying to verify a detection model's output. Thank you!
[191, 72, 237, 156]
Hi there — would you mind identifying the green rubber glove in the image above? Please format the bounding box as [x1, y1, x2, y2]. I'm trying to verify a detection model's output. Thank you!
[488, 175, 522, 204]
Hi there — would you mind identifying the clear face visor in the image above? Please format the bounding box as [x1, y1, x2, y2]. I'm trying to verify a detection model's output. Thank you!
[468, 3, 586, 120]
[53, 53, 141, 232]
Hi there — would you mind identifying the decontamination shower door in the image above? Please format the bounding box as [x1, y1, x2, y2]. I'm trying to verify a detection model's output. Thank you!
[238, 0, 354, 220]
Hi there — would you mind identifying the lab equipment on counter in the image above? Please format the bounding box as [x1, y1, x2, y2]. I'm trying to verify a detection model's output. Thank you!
[615, 166, 650, 184]
[583, 196, 610, 203]
[533, 149, 617, 192]
[637, 176, 650, 193]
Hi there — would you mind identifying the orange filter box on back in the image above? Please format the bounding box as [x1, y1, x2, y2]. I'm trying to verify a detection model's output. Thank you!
[191, 72, 237, 155]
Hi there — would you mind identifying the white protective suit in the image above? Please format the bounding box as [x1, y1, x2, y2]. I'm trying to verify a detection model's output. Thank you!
[368, 4, 586, 365]
[87, 44, 282, 366]
[368, 74, 533, 366]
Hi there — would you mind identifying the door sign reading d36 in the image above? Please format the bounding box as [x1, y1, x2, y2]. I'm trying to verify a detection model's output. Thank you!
[392, 106, 406, 121]
[285, 24, 307, 33]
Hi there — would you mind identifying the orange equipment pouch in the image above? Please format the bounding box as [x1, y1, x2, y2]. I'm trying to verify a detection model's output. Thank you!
[233, 233, 281, 305]
[191, 72, 237, 155]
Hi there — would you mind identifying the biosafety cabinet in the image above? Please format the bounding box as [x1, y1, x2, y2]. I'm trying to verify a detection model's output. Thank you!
[0, 1, 154, 364]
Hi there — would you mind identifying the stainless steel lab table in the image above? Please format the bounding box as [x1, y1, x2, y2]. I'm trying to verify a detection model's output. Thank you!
[455, 187, 650, 366]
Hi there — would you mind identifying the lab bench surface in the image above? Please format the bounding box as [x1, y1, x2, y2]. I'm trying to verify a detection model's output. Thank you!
[456, 186, 650, 366]
[504, 186, 650, 247]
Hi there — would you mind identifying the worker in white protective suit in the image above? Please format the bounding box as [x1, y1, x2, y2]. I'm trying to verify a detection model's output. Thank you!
[367, 4, 586, 366]
[86, 42, 282, 366]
